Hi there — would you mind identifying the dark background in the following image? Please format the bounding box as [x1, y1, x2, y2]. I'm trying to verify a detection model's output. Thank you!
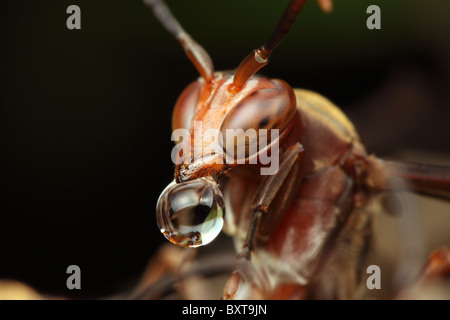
[1, 0, 449, 298]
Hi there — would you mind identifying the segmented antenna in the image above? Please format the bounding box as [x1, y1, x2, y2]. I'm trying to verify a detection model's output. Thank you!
[144, 0, 214, 83]
[231, 0, 309, 91]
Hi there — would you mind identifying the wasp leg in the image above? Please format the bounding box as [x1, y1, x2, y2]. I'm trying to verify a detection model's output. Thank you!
[223, 143, 304, 300]
[305, 207, 372, 299]
[419, 248, 450, 279]
[398, 248, 450, 299]
[128, 243, 197, 299]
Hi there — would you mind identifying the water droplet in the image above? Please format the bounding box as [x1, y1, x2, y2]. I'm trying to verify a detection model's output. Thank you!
[156, 177, 224, 248]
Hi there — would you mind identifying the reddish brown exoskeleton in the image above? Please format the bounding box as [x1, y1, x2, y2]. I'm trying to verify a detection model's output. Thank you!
[144, 0, 450, 299]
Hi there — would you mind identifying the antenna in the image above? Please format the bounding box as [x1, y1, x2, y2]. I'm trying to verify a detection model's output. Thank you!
[144, 0, 214, 83]
[231, 0, 309, 91]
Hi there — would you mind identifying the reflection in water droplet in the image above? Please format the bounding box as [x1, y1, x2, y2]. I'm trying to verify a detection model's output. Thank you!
[156, 177, 225, 248]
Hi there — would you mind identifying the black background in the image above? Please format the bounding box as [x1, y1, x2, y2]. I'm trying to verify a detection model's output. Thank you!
[1, 0, 450, 298]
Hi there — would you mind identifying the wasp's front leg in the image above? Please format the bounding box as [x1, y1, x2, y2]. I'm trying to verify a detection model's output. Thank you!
[223, 143, 304, 300]
[129, 243, 197, 299]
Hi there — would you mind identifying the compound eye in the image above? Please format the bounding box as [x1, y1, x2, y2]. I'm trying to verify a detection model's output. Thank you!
[220, 79, 296, 161]
[156, 178, 224, 248]
[172, 81, 201, 131]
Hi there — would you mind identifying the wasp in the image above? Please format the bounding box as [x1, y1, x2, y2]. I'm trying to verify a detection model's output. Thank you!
[139, 0, 450, 300]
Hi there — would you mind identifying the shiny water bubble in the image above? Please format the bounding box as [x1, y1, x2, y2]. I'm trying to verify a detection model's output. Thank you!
[156, 177, 225, 248]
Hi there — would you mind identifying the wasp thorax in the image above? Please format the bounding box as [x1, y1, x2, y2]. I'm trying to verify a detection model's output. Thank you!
[156, 177, 224, 248]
